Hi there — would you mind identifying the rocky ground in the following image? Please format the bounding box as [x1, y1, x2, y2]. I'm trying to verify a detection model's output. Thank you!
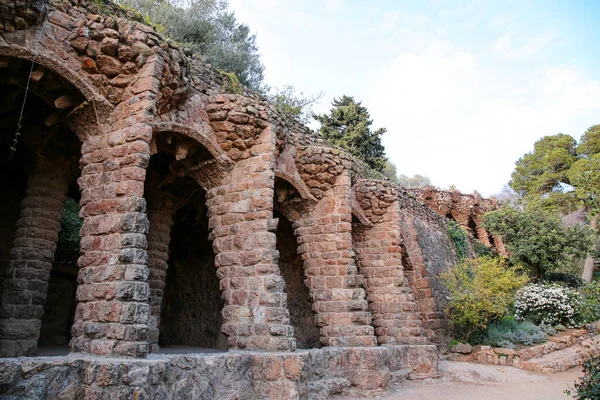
[335, 361, 582, 400]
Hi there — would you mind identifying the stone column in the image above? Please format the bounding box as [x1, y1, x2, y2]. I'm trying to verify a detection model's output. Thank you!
[294, 170, 376, 347]
[146, 210, 174, 353]
[0, 157, 71, 357]
[352, 181, 425, 345]
[206, 125, 295, 352]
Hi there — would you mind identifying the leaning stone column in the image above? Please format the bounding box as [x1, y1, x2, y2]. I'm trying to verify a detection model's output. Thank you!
[206, 124, 295, 352]
[294, 170, 377, 347]
[353, 180, 426, 345]
[146, 210, 174, 353]
[0, 156, 71, 357]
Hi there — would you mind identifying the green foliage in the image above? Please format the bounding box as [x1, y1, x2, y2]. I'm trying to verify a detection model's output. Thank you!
[397, 173, 432, 189]
[480, 316, 547, 348]
[267, 85, 324, 124]
[578, 124, 600, 158]
[566, 353, 600, 399]
[473, 239, 496, 258]
[576, 281, 600, 324]
[55, 199, 82, 265]
[542, 272, 585, 288]
[448, 220, 469, 261]
[382, 160, 399, 183]
[218, 69, 243, 94]
[510, 133, 578, 205]
[117, 0, 266, 91]
[440, 256, 529, 340]
[483, 206, 594, 277]
[314, 95, 387, 172]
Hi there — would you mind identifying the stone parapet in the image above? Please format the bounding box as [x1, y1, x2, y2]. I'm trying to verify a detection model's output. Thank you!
[0, 344, 438, 399]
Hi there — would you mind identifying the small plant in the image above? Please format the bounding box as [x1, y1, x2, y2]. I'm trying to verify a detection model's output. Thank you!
[575, 281, 600, 324]
[514, 283, 580, 327]
[441, 256, 529, 340]
[219, 70, 244, 95]
[566, 352, 600, 399]
[483, 316, 547, 348]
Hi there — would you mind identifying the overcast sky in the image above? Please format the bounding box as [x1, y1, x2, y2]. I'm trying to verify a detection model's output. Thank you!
[228, 0, 600, 196]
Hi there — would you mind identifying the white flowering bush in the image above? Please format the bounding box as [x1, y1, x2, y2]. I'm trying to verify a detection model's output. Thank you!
[514, 283, 581, 327]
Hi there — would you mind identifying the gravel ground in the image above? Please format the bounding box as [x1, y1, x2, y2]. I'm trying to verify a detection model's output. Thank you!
[335, 361, 583, 400]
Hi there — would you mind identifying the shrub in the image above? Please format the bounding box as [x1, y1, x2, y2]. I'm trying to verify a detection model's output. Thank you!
[514, 283, 580, 327]
[566, 353, 600, 399]
[543, 272, 585, 288]
[575, 281, 600, 324]
[483, 317, 547, 348]
[441, 256, 529, 340]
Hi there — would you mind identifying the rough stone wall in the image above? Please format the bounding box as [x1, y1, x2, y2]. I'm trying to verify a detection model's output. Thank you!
[0, 345, 438, 399]
[276, 215, 320, 349]
[397, 189, 456, 345]
[0, 0, 443, 371]
[352, 180, 426, 345]
[410, 187, 506, 255]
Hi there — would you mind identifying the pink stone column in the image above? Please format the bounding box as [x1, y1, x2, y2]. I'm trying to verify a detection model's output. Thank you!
[146, 210, 174, 353]
[294, 170, 377, 347]
[352, 181, 426, 345]
[0, 158, 70, 357]
[206, 125, 295, 352]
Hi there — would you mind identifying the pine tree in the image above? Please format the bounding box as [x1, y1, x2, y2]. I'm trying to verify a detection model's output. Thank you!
[314, 95, 387, 172]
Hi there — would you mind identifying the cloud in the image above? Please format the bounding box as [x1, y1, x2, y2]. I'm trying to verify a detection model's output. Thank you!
[324, 0, 343, 10]
[367, 41, 600, 196]
[492, 31, 555, 60]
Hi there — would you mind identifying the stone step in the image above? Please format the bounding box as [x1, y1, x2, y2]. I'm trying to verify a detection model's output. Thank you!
[520, 335, 600, 374]
[516, 329, 588, 361]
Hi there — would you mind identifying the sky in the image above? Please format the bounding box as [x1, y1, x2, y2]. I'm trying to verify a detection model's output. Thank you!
[227, 0, 600, 196]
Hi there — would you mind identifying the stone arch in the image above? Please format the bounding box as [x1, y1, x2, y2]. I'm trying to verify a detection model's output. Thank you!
[0, 46, 110, 109]
[144, 128, 234, 353]
[151, 122, 232, 171]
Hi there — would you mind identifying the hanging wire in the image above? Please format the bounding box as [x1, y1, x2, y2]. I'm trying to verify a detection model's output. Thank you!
[9, 59, 36, 162]
[8, 6, 50, 162]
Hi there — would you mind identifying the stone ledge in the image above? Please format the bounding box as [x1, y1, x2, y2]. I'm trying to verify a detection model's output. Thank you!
[0, 345, 438, 399]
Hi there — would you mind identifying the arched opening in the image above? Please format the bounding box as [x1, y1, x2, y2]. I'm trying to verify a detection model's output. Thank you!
[0, 56, 85, 357]
[144, 133, 226, 353]
[273, 178, 320, 349]
[468, 216, 479, 240]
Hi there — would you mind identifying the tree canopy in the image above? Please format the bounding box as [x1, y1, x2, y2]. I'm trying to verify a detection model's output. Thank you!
[509, 126, 600, 281]
[314, 95, 387, 172]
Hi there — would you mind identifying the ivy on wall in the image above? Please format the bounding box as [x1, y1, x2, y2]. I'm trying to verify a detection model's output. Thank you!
[448, 220, 468, 261]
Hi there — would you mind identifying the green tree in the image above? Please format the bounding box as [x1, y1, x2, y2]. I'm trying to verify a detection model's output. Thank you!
[267, 85, 324, 124]
[314, 95, 387, 172]
[397, 173, 431, 189]
[118, 0, 266, 91]
[509, 127, 600, 281]
[382, 160, 399, 183]
[483, 206, 593, 278]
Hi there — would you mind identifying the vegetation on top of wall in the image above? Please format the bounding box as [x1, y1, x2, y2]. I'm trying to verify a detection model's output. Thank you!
[448, 220, 469, 261]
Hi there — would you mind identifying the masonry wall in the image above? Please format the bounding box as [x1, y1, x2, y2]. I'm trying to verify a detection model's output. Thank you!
[276, 215, 320, 349]
[398, 189, 457, 345]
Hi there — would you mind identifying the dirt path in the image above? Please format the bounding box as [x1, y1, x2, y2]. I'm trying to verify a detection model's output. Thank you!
[337, 361, 583, 400]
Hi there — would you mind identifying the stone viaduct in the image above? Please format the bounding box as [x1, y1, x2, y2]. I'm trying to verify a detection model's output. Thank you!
[0, 0, 495, 397]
